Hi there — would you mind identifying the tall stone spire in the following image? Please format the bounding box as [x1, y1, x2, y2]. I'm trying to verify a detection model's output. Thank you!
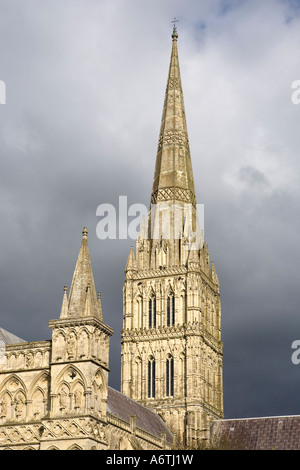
[66, 227, 102, 319]
[151, 25, 196, 210]
[146, 26, 201, 266]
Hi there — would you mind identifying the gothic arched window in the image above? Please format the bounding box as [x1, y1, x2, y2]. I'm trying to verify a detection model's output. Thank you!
[148, 297, 156, 328]
[147, 357, 155, 398]
[166, 355, 174, 397]
[167, 294, 175, 326]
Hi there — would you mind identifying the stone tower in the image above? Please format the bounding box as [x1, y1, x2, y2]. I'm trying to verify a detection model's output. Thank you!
[48, 227, 113, 449]
[121, 26, 224, 446]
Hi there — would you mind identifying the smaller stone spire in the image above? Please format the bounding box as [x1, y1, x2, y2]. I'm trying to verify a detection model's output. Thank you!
[125, 246, 137, 280]
[125, 247, 136, 271]
[67, 227, 102, 319]
[60, 286, 69, 318]
[210, 261, 220, 290]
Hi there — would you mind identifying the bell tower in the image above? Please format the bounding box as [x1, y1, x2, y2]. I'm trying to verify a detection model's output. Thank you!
[121, 26, 223, 446]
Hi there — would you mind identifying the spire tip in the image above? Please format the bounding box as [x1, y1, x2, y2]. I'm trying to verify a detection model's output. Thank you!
[171, 18, 178, 39]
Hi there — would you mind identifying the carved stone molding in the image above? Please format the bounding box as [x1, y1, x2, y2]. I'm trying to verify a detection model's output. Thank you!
[157, 129, 188, 152]
[151, 187, 196, 206]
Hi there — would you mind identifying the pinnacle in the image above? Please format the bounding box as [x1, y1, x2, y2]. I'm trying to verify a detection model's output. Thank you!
[97, 291, 103, 320]
[125, 246, 136, 271]
[59, 286, 69, 318]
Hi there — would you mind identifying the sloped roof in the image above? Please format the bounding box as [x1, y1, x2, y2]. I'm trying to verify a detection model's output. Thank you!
[107, 387, 173, 444]
[211, 416, 300, 450]
[0, 327, 25, 345]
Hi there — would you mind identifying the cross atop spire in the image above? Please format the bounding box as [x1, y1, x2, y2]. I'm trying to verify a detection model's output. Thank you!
[171, 18, 178, 39]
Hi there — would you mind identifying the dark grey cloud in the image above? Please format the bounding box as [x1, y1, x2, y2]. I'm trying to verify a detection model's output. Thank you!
[0, 0, 300, 418]
[239, 165, 269, 190]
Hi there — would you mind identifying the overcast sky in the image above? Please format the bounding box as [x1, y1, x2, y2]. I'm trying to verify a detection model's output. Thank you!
[1, 0, 300, 420]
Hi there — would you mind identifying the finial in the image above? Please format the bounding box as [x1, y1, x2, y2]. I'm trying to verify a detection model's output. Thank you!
[60, 285, 69, 318]
[82, 226, 88, 238]
[171, 18, 178, 39]
[97, 291, 103, 319]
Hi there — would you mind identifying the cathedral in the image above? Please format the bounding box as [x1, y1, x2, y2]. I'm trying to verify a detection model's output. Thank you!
[0, 26, 224, 450]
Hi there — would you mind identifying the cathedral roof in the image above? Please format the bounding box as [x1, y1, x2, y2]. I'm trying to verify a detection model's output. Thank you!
[0, 327, 25, 345]
[211, 416, 300, 450]
[107, 387, 173, 444]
